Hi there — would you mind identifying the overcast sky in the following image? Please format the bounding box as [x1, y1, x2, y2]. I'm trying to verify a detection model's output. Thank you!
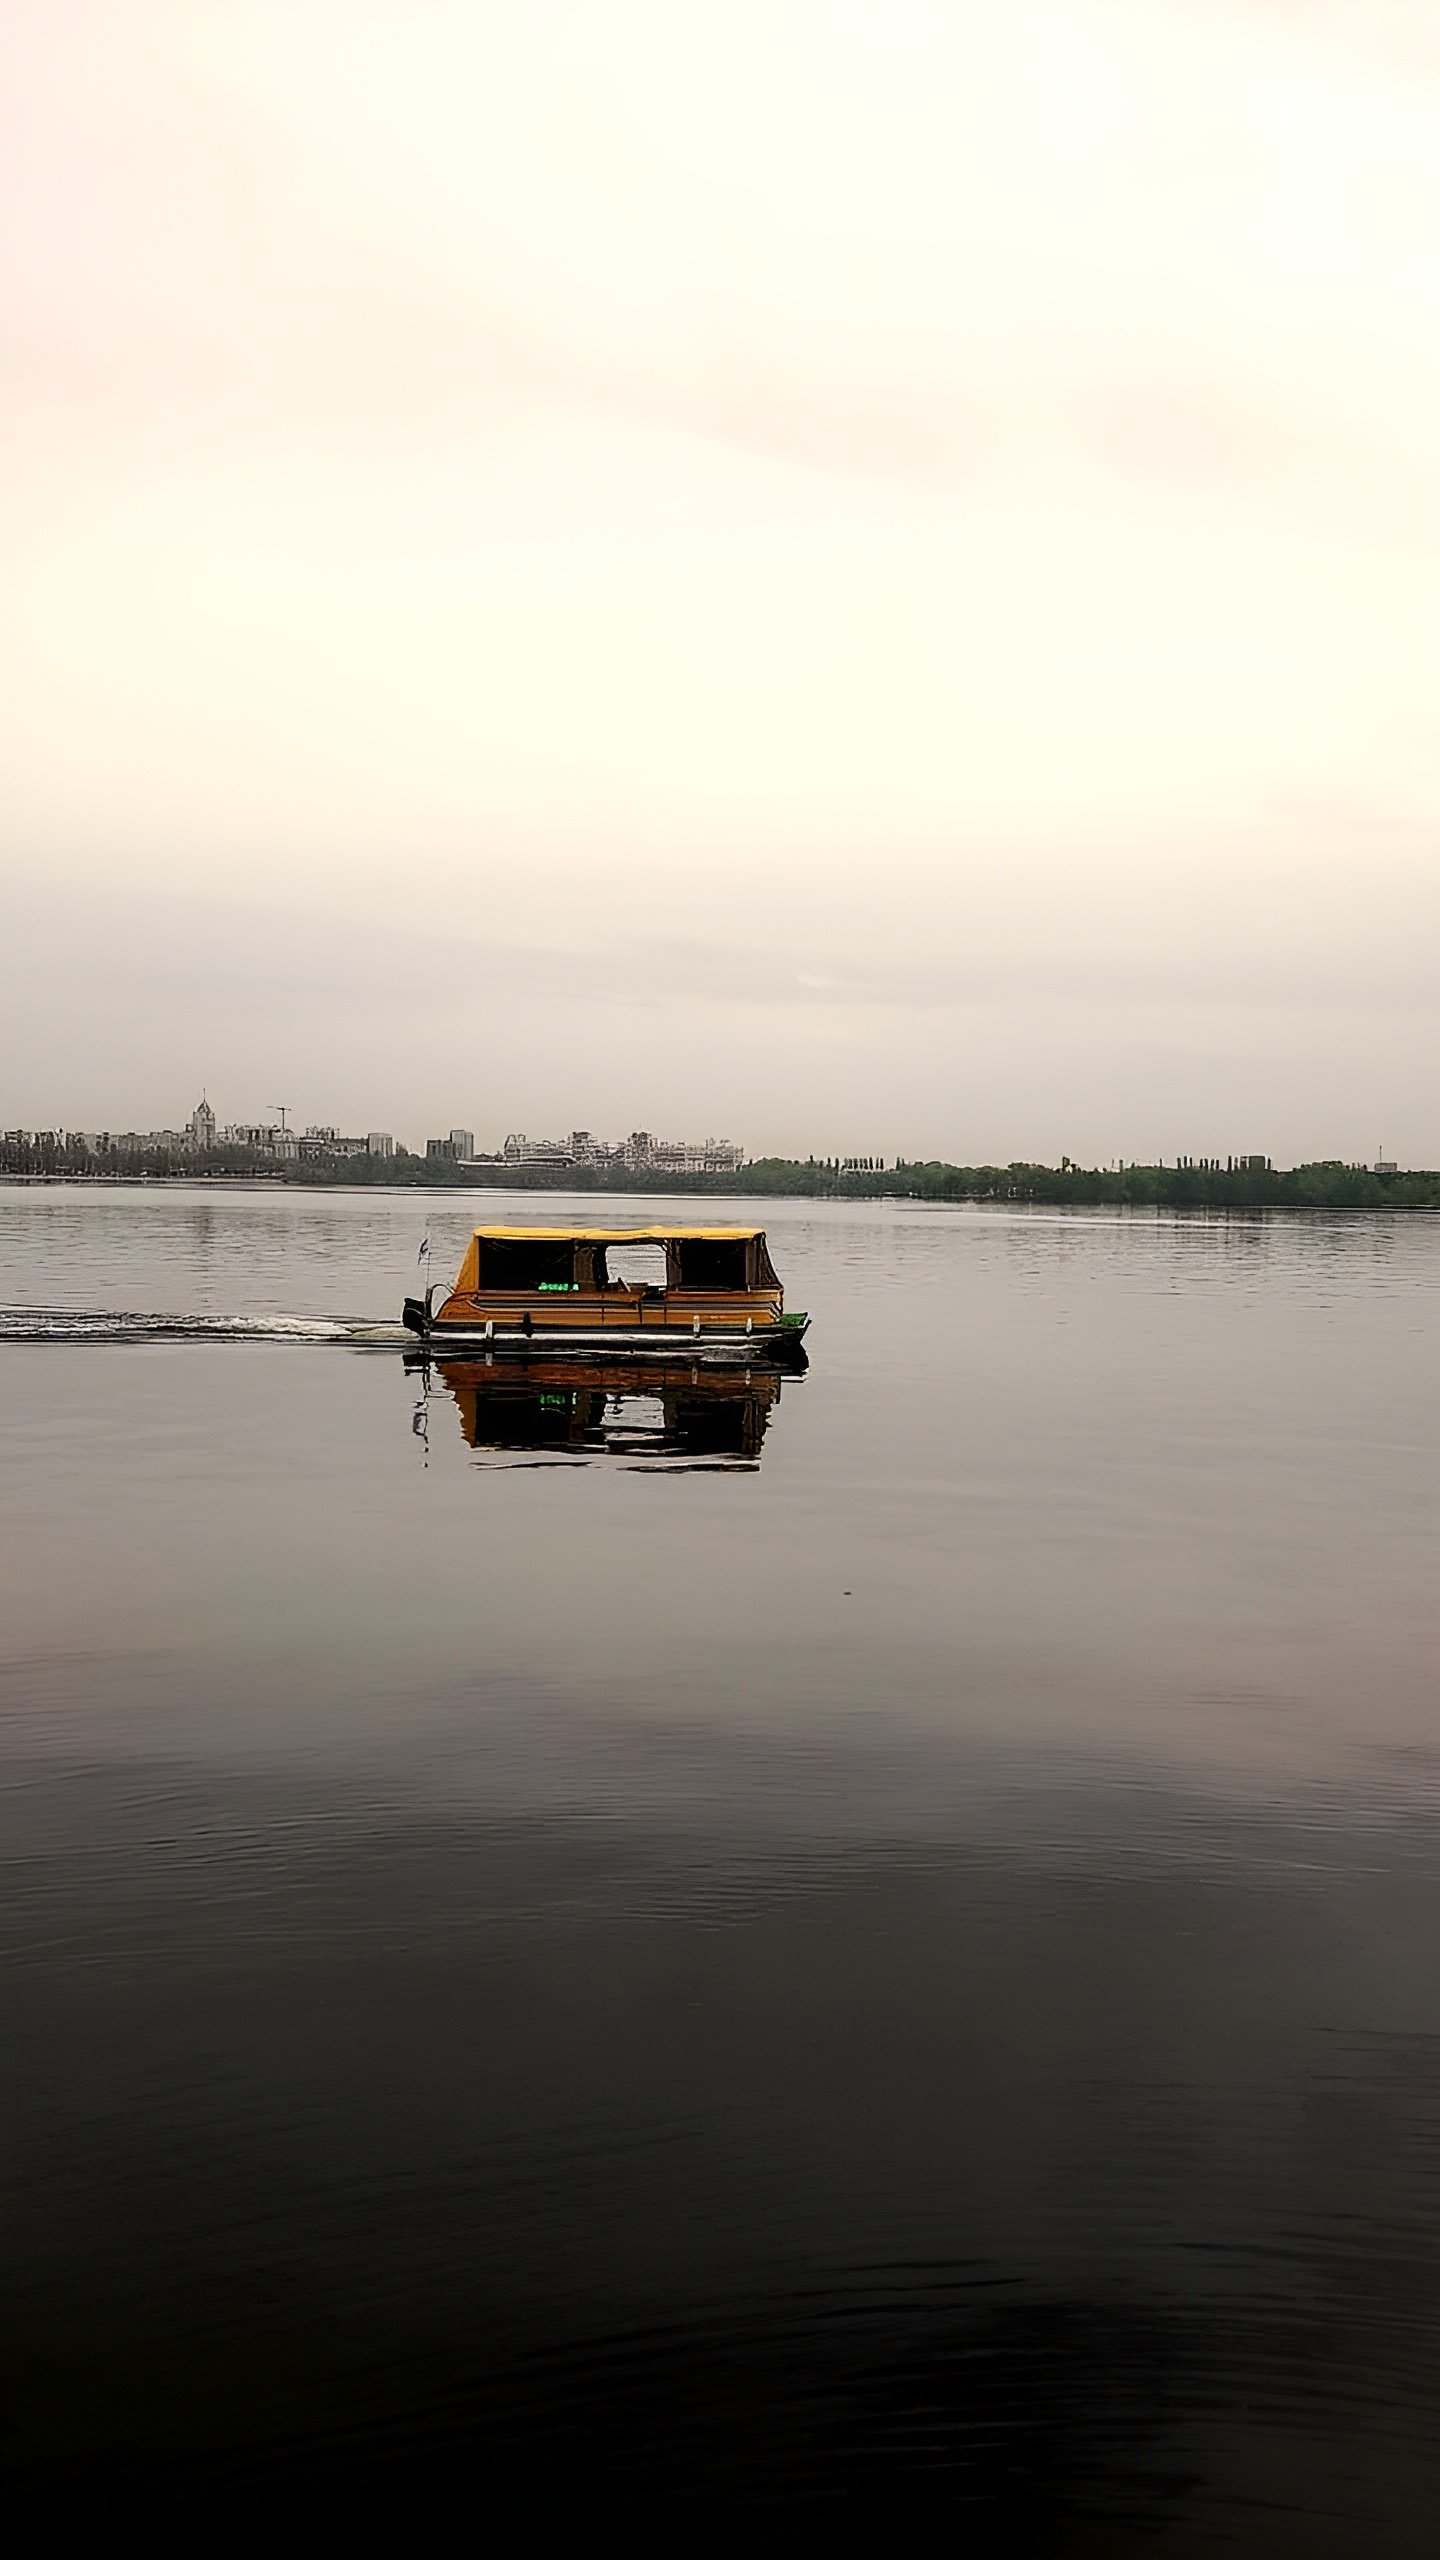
[4, 0, 1437, 1161]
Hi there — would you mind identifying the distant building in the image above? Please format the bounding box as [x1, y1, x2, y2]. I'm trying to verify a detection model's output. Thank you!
[502, 1132, 573, 1167]
[492, 1128, 743, 1174]
[1374, 1157, 1398, 1175]
[299, 1127, 367, 1160]
[224, 1120, 293, 1158]
[367, 1132, 394, 1159]
[621, 1131, 744, 1174]
[186, 1097, 216, 1151]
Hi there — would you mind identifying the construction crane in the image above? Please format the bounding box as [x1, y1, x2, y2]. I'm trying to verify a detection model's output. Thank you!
[269, 1104, 291, 1132]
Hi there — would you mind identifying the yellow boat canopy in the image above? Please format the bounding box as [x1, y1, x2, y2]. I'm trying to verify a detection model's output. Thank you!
[464, 1225, 766, 1245]
[449, 1225, 779, 1296]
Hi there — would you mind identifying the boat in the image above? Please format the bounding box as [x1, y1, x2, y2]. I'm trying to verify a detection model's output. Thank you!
[402, 1224, 808, 1363]
[416, 1353, 789, 1464]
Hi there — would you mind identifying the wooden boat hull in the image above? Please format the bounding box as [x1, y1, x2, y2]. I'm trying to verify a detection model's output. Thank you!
[402, 1298, 807, 1365]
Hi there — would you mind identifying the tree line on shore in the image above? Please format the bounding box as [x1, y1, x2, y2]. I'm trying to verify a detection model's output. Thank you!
[3, 1131, 1437, 1208]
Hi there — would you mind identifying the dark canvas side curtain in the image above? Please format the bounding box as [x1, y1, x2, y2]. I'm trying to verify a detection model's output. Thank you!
[668, 1238, 751, 1290]
[476, 1238, 577, 1290]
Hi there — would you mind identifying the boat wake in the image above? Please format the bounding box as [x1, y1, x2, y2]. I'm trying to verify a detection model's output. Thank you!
[0, 1307, 408, 1346]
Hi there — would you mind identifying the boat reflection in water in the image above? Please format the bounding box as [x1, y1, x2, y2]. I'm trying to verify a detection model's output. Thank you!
[412, 1351, 802, 1469]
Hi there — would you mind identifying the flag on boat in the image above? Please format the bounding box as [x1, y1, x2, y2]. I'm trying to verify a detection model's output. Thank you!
[417, 1233, 430, 1267]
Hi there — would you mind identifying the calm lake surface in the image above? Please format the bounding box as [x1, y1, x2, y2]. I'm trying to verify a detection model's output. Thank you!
[2, 1184, 1437, 2541]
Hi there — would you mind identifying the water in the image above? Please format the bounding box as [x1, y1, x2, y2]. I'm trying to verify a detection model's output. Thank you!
[2, 1184, 1437, 2540]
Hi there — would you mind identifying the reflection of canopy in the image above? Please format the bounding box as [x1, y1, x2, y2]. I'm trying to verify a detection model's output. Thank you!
[431, 1356, 784, 1462]
[452, 1225, 779, 1294]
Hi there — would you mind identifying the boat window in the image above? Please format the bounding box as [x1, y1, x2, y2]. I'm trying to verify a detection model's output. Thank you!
[603, 1241, 668, 1292]
[475, 1238, 577, 1291]
[670, 1237, 750, 1291]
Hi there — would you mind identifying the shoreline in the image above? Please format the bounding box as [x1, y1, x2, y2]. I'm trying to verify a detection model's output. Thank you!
[3, 1171, 1437, 1214]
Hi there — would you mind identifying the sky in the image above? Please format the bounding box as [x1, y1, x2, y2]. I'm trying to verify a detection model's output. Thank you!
[3, 0, 1438, 1163]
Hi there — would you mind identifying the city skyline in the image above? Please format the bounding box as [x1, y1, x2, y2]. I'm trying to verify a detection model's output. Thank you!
[3, 1087, 1418, 1180]
[0, 1076, 1414, 1180]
